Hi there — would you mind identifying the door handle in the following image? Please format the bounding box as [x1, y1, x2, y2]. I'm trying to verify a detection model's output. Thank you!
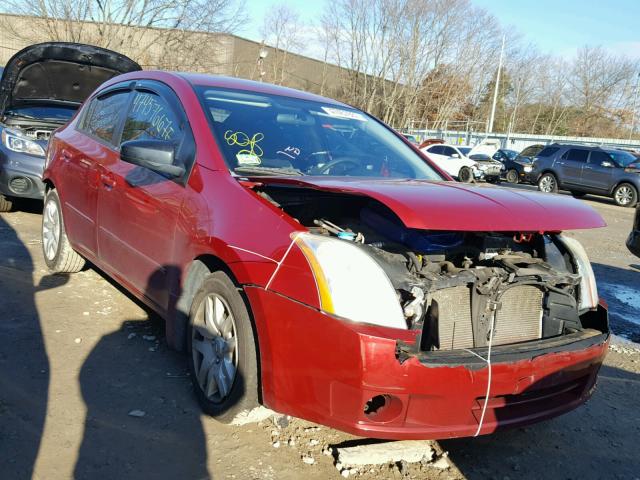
[100, 173, 116, 189]
[556, 161, 565, 166]
[60, 149, 72, 162]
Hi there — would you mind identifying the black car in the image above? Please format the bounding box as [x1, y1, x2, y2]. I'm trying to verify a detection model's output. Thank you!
[494, 145, 544, 184]
[627, 204, 640, 256]
[0, 42, 140, 212]
[532, 143, 640, 207]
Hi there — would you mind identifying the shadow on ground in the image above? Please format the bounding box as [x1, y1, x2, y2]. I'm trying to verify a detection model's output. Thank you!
[0, 214, 60, 479]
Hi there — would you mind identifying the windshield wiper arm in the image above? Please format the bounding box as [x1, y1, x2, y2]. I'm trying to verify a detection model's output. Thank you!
[233, 166, 305, 176]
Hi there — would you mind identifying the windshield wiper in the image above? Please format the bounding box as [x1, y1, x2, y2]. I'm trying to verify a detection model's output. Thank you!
[233, 166, 305, 176]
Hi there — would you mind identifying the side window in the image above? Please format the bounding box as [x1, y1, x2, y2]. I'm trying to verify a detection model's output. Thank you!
[589, 151, 612, 165]
[81, 91, 130, 145]
[429, 145, 443, 154]
[122, 91, 182, 144]
[566, 149, 589, 162]
[442, 146, 457, 157]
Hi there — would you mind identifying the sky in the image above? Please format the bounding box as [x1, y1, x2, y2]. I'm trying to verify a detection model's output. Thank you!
[241, 0, 640, 60]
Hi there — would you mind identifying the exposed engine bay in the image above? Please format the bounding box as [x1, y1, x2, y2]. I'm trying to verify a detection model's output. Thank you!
[257, 185, 608, 352]
[1, 116, 60, 140]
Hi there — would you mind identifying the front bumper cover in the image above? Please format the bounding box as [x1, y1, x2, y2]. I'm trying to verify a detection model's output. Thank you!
[0, 144, 46, 200]
[246, 287, 609, 440]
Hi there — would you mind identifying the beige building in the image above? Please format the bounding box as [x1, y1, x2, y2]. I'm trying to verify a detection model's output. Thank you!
[0, 13, 344, 98]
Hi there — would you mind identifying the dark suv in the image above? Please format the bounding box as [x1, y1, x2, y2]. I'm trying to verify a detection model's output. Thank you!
[533, 144, 640, 207]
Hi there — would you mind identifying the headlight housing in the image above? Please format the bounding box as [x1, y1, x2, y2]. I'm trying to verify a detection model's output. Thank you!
[295, 232, 406, 329]
[523, 165, 533, 172]
[1, 128, 45, 156]
[559, 235, 598, 311]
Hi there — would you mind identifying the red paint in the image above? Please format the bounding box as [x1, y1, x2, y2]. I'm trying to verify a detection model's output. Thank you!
[44, 71, 608, 439]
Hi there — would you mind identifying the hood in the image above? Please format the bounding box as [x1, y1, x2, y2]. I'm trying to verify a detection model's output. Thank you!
[252, 177, 606, 232]
[0, 42, 141, 115]
[468, 138, 500, 158]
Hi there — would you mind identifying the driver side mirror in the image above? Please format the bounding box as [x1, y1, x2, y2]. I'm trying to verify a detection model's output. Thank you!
[121, 140, 185, 178]
[601, 160, 614, 168]
[451, 153, 460, 159]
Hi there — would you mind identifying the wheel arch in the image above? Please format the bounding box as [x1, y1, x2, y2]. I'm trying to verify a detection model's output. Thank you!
[610, 179, 638, 196]
[172, 253, 265, 403]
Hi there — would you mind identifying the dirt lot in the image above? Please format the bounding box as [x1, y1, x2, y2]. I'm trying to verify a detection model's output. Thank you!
[1, 191, 639, 480]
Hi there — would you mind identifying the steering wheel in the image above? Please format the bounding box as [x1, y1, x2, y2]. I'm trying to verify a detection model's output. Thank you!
[311, 157, 362, 175]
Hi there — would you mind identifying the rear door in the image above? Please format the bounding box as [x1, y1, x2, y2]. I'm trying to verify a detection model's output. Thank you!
[556, 148, 588, 185]
[96, 81, 195, 310]
[581, 150, 616, 191]
[60, 85, 132, 256]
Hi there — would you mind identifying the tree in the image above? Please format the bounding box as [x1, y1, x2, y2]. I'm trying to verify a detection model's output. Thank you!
[0, 0, 247, 70]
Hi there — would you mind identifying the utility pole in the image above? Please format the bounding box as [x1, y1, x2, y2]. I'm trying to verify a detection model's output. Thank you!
[629, 71, 640, 141]
[487, 35, 505, 134]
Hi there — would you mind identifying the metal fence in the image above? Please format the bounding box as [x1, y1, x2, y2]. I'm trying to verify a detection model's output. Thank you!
[401, 129, 640, 152]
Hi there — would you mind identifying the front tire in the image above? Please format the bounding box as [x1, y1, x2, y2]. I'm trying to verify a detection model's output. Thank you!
[0, 194, 13, 212]
[458, 167, 473, 183]
[188, 271, 259, 423]
[613, 183, 638, 207]
[538, 173, 558, 193]
[42, 189, 85, 273]
[505, 169, 519, 184]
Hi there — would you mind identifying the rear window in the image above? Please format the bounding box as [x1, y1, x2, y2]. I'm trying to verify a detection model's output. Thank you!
[536, 146, 560, 157]
[565, 149, 589, 162]
[81, 91, 130, 145]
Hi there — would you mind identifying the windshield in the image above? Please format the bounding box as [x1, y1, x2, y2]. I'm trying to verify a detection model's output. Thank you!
[458, 147, 472, 156]
[502, 149, 518, 160]
[196, 86, 443, 180]
[5, 105, 77, 122]
[606, 150, 638, 167]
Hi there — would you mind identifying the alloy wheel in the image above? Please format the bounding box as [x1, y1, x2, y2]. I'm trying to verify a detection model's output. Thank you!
[615, 185, 634, 206]
[42, 198, 61, 261]
[539, 175, 555, 193]
[191, 293, 238, 403]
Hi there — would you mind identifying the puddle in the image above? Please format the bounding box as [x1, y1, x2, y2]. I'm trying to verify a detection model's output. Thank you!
[598, 282, 640, 343]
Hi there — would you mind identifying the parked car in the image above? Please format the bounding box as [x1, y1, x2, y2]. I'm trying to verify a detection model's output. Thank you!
[0, 42, 140, 212]
[43, 71, 609, 440]
[493, 148, 532, 183]
[418, 138, 444, 149]
[627, 204, 640, 257]
[421, 143, 502, 182]
[533, 143, 640, 207]
[402, 133, 420, 146]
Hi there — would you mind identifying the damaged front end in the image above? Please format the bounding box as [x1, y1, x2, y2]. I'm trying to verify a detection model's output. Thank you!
[258, 185, 609, 360]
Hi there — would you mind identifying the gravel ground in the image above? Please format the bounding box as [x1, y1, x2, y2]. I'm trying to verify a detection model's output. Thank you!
[0, 190, 639, 480]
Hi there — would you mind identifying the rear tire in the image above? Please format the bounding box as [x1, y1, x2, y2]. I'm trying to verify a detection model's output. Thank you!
[506, 169, 519, 184]
[458, 167, 473, 183]
[613, 183, 638, 207]
[42, 189, 85, 273]
[538, 173, 558, 193]
[0, 194, 13, 212]
[188, 271, 259, 423]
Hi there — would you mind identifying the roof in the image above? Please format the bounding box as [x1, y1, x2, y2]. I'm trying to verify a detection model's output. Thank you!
[177, 72, 346, 106]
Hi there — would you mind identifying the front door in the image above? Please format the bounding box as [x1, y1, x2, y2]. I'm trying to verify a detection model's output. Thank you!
[96, 83, 195, 310]
[581, 150, 616, 192]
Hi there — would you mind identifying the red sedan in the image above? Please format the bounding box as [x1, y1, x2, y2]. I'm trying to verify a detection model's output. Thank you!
[42, 71, 609, 439]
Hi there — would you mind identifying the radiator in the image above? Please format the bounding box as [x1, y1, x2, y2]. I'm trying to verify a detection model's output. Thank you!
[431, 284, 544, 350]
[493, 285, 543, 345]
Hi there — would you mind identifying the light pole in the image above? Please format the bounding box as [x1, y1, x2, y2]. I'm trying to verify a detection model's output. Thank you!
[487, 35, 505, 134]
[257, 45, 268, 82]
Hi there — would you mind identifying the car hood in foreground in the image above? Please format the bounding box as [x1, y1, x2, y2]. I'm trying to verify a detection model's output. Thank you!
[252, 177, 606, 231]
[0, 42, 141, 115]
